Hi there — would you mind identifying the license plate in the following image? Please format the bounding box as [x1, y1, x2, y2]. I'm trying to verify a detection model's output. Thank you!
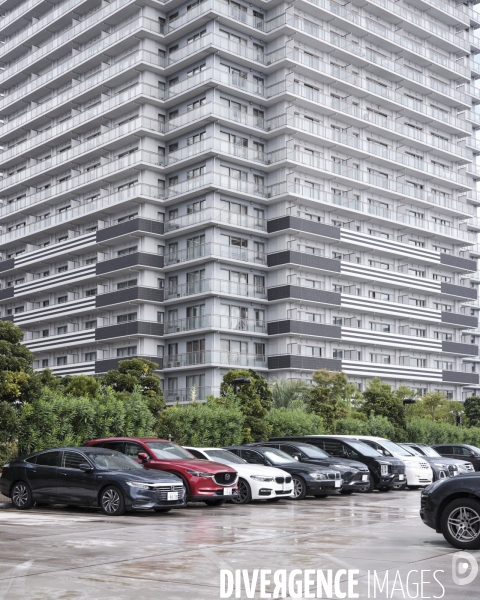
[335, 480, 341, 488]
[224, 487, 233, 496]
[381, 465, 388, 476]
[167, 492, 178, 501]
[399, 474, 404, 481]
[362, 474, 368, 481]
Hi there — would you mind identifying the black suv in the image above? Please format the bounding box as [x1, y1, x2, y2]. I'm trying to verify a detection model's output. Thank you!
[277, 436, 405, 492]
[224, 445, 342, 500]
[421, 475, 480, 549]
[431, 444, 480, 471]
[260, 440, 370, 493]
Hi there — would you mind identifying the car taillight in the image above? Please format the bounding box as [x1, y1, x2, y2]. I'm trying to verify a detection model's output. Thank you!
[1, 465, 9, 476]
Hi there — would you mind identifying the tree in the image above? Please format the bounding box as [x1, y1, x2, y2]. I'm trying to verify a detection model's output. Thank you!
[405, 392, 462, 425]
[360, 378, 406, 432]
[101, 358, 165, 407]
[220, 369, 273, 442]
[63, 375, 100, 398]
[267, 407, 324, 437]
[465, 396, 480, 427]
[270, 379, 310, 409]
[306, 370, 353, 431]
[0, 321, 41, 404]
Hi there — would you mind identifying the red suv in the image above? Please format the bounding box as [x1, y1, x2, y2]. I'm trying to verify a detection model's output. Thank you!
[85, 438, 238, 506]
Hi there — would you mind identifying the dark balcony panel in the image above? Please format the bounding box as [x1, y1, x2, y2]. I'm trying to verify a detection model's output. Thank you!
[442, 341, 479, 355]
[0, 288, 14, 301]
[441, 312, 478, 327]
[0, 315, 14, 322]
[95, 356, 163, 374]
[95, 322, 164, 341]
[267, 250, 341, 272]
[96, 252, 164, 275]
[96, 287, 164, 308]
[441, 282, 477, 300]
[267, 285, 341, 306]
[268, 320, 341, 339]
[0, 258, 15, 273]
[440, 254, 477, 272]
[268, 355, 342, 371]
[442, 371, 479, 384]
[96, 218, 164, 242]
[267, 216, 340, 239]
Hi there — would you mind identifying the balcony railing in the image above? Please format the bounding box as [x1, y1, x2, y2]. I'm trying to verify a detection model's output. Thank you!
[164, 351, 267, 369]
[164, 279, 267, 301]
[165, 315, 267, 334]
[165, 208, 267, 233]
[165, 387, 216, 403]
[164, 243, 267, 267]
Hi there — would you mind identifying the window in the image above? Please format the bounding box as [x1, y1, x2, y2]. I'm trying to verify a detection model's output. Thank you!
[84, 352, 96, 362]
[370, 353, 391, 364]
[57, 357, 67, 365]
[369, 291, 390, 301]
[187, 166, 205, 179]
[57, 266, 68, 273]
[254, 343, 265, 358]
[117, 312, 137, 323]
[117, 213, 138, 223]
[14, 306, 24, 313]
[36, 451, 60, 467]
[61, 452, 87, 469]
[42, 359, 49, 367]
[57, 296, 68, 304]
[57, 326, 67, 335]
[117, 279, 137, 290]
[85, 289, 97, 297]
[187, 64, 206, 77]
[305, 346, 322, 357]
[434, 331, 452, 341]
[157, 312, 164, 323]
[187, 98, 206, 111]
[117, 246, 138, 256]
[85, 320, 97, 329]
[370, 322, 390, 332]
[125, 442, 144, 458]
[117, 346, 137, 357]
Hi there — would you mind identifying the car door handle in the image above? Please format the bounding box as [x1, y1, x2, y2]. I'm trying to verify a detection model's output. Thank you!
[59, 472, 67, 476]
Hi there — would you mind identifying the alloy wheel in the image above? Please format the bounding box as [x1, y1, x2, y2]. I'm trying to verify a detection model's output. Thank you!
[233, 479, 250, 504]
[102, 489, 120, 514]
[293, 477, 305, 499]
[12, 484, 28, 508]
[447, 506, 480, 543]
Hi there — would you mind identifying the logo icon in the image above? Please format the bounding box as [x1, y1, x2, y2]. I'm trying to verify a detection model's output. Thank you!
[225, 474, 230, 481]
[452, 551, 479, 586]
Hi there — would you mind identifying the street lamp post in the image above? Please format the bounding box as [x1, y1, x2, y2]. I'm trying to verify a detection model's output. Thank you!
[233, 377, 251, 396]
[403, 398, 416, 407]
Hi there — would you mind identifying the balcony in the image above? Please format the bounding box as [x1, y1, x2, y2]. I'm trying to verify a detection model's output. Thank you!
[164, 351, 267, 369]
[164, 314, 267, 335]
[164, 207, 267, 234]
[165, 387, 216, 404]
[164, 278, 267, 301]
[164, 243, 267, 268]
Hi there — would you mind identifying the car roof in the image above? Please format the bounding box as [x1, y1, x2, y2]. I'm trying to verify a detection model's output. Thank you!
[25, 447, 118, 456]
[185, 447, 226, 452]
[88, 437, 170, 443]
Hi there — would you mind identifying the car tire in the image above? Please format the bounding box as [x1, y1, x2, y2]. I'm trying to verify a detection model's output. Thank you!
[291, 476, 307, 500]
[365, 475, 375, 493]
[440, 498, 480, 550]
[393, 483, 407, 490]
[154, 508, 172, 513]
[11, 481, 34, 510]
[100, 486, 126, 516]
[340, 490, 355, 495]
[232, 478, 252, 504]
[204, 499, 226, 507]
[407, 485, 422, 490]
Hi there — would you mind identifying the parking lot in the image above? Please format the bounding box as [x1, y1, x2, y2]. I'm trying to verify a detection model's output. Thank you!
[0, 490, 478, 600]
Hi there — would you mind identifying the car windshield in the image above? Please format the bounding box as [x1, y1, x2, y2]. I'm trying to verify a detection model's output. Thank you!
[259, 448, 295, 464]
[420, 446, 441, 458]
[400, 445, 421, 456]
[347, 440, 382, 457]
[86, 452, 142, 471]
[294, 444, 329, 459]
[145, 442, 195, 459]
[205, 450, 246, 465]
[375, 439, 413, 457]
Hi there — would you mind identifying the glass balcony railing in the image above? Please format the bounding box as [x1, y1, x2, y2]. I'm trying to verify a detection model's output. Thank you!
[165, 207, 267, 232]
[165, 314, 267, 334]
[164, 243, 267, 267]
[164, 351, 267, 369]
[164, 279, 267, 301]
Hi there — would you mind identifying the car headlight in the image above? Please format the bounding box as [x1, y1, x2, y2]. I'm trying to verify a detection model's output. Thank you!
[250, 475, 275, 482]
[309, 472, 327, 480]
[126, 481, 150, 489]
[185, 470, 214, 478]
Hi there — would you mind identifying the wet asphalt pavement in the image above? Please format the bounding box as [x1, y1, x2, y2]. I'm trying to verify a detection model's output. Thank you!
[0, 490, 478, 599]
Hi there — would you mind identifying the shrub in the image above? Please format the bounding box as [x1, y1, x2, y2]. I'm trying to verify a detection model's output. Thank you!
[156, 402, 244, 447]
[267, 408, 324, 438]
[406, 418, 469, 445]
[17, 387, 155, 456]
[335, 414, 396, 439]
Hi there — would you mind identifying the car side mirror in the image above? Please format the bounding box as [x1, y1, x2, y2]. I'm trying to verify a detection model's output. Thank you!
[138, 452, 149, 462]
[470, 451, 478, 458]
[79, 463, 93, 472]
[292, 454, 301, 461]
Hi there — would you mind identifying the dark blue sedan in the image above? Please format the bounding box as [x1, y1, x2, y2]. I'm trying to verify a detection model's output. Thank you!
[0, 447, 186, 515]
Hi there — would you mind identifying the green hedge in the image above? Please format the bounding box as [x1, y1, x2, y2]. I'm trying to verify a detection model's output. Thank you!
[335, 414, 396, 439]
[266, 408, 324, 438]
[406, 417, 480, 445]
[157, 402, 245, 447]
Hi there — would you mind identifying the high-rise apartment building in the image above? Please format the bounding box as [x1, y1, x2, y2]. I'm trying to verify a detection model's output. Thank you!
[1, 0, 480, 402]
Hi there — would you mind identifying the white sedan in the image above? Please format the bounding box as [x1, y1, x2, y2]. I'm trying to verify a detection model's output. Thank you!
[184, 447, 294, 504]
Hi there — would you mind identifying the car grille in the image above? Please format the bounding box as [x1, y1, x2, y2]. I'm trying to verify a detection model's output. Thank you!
[390, 465, 405, 474]
[213, 472, 237, 486]
[275, 489, 292, 495]
[419, 462, 430, 469]
[275, 476, 292, 484]
[326, 472, 341, 480]
[155, 485, 185, 501]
